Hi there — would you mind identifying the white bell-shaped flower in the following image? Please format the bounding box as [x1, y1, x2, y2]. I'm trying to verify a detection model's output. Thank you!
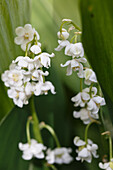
[8, 86, 28, 108]
[1, 69, 23, 87]
[99, 162, 113, 170]
[61, 57, 87, 77]
[57, 28, 69, 40]
[84, 68, 97, 85]
[35, 53, 55, 68]
[13, 56, 35, 71]
[65, 42, 84, 58]
[25, 82, 36, 96]
[87, 96, 106, 114]
[19, 139, 46, 160]
[73, 108, 99, 124]
[55, 40, 70, 51]
[32, 70, 49, 82]
[71, 88, 90, 107]
[46, 147, 73, 164]
[30, 44, 41, 54]
[34, 81, 56, 96]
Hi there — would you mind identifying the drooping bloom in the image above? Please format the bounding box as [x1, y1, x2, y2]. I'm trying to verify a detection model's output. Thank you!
[30, 44, 41, 54]
[87, 96, 106, 114]
[99, 161, 113, 170]
[35, 53, 55, 68]
[55, 40, 70, 51]
[8, 86, 28, 108]
[19, 139, 46, 160]
[71, 88, 90, 107]
[74, 136, 99, 163]
[34, 81, 56, 96]
[46, 147, 73, 164]
[73, 108, 99, 124]
[61, 57, 87, 77]
[13, 56, 35, 71]
[65, 42, 84, 58]
[57, 28, 69, 40]
[84, 68, 97, 85]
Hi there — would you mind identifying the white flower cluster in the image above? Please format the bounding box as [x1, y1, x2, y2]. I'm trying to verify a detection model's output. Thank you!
[55, 25, 105, 124]
[19, 139, 73, 164]
[1, 24, 56, 108]
[55, 19, 106, 165]
[71, 87, 105, 124]
[55, 28, 97, 83]
[19, 139, 46, 160]
[46, 147, 73, 164]
[74, 136, 99, 163]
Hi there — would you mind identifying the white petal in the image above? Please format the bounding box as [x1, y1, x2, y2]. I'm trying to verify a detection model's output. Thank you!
[15, 27, 25, 36]
[14, 36, 24, 45]
[30, 45, 41, 54]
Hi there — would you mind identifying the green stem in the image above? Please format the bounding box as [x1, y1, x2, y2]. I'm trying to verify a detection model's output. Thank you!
[26, 116, 32, 145]
[109, 135, 113, 160]
[30, 97, 43, 143]
[85, 120, 100, 144]
[85, 122, 92, 144]
[89, 83, 93, 98]
[80, 78, 83, 92]
[71, 21, 81, 31]
[60, 20, 81, 33]
[40, 122, 61, 148]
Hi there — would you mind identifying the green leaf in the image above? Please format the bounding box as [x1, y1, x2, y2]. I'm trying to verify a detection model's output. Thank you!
[0, 0, 30, 73]
[0, 0, 30, 119]
[80, 0, 113, 106]
[0, 106, 30, 170]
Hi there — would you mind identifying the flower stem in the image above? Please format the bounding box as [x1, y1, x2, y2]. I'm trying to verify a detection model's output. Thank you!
[26, 116, 32, 145]
[85, 120, 100, 144]
[109, 135, 113, 160]
[102, 131, 113, 161]
[39, 122, 61, 148]
[80, 78, 83, 92]
[60, 20, 81, 33]
[89, 83, 93, 98]
[30, 96, 43, 143]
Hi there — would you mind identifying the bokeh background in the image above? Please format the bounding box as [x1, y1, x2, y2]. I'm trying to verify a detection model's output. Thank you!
[0, 0, 113, 169]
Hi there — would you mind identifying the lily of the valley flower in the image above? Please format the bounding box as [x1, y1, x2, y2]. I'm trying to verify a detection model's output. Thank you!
[99, 160, 113, 170]
[55, 40, 70, 51]
[57, 28, 69, 40]
[1, 69, 23, 87]
[35, 53, 55, 68]
[74, 136, 99, 163]
[71, 88, 90, 107]
[34, 81, 56, 96]
[30, 44, 41, 54]
[14, 24, 39, 51]
[84, 68, 97, 85]
[73, 108, 99, 124]
[8, 86, 28, 108]
[87, 96, 106, 114]
[19, 139, 46, 160]
[31, 70, 49, 82]
[61, 57, 87, 77]
[46, 147, 73, 164]
[65, 42, 84, 58]
[13, 56, 35, 71]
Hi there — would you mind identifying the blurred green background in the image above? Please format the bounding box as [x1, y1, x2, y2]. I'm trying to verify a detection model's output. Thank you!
[0, 0, 113, 169]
